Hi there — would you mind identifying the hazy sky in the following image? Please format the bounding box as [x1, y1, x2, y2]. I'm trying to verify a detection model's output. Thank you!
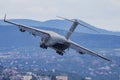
[0, 0, 120, 31]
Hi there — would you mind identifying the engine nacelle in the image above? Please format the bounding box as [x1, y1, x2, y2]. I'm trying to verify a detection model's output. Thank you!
[79, 51, 85, 55]
[19, 28, 25, 32]
[32, 33, 36, 36]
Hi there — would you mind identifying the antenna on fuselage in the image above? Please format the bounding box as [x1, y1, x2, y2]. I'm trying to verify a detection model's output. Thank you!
[57, 16, 99, 40]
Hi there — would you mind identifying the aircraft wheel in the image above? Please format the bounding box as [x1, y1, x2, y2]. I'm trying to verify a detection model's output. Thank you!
[56, 51, 63, 56]
[40, 44, 47, 49]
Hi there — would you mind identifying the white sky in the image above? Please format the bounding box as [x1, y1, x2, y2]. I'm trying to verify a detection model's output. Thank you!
[0, 0, 120, 31]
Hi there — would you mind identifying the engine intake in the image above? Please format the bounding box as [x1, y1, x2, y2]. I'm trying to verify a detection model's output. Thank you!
[19, 28, 25, 32]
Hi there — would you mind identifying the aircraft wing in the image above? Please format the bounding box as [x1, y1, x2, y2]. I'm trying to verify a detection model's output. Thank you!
[4, 16, 50, 38]
[69, 41, 112, 62]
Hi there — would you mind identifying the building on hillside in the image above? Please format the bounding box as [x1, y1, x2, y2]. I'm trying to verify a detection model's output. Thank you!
[37, 76, 51, 80]
[56, 76, 68, 80]
[23, 75, 32, 80]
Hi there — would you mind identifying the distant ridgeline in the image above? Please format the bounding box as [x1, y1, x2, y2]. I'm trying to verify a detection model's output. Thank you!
[0, 19, 120, 36]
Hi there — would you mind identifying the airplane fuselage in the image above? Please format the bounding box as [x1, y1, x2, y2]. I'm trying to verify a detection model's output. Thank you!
[3, 15, 111, 61]
[40, 30, 70, 55]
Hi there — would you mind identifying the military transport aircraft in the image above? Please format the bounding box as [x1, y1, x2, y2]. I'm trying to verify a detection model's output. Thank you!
[4, 15, 111, 62]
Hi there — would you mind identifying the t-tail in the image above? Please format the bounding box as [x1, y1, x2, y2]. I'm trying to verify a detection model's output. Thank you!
[57, 16, 99, 40]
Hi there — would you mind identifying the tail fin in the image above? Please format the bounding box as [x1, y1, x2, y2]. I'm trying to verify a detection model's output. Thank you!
[57, 16, 79, 39]
[65, 20, 79, 39]
[57, 16, 99, 40]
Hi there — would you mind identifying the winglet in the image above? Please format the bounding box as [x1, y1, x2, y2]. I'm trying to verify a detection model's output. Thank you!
[4, 14, 7, 21]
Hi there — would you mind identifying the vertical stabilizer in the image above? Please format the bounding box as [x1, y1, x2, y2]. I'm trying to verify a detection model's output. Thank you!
[65, 20, 78, 39]
[56, 16, 99, 40]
